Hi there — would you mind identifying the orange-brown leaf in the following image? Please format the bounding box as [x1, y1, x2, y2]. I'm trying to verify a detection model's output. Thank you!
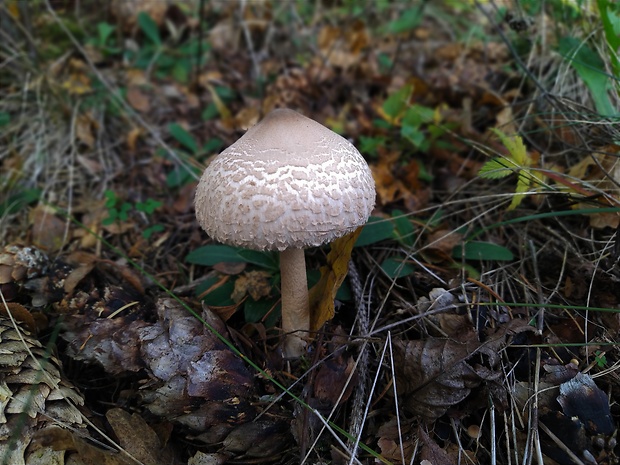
[309, 228, 362, 331]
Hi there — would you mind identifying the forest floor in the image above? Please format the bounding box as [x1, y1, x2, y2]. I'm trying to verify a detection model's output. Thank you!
[2, 1, 620, 465]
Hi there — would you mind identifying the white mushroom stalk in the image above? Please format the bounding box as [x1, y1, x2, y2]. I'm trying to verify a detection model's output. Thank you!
[194, 109, 375, 358]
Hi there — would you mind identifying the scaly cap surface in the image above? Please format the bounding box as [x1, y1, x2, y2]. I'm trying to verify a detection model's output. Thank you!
[195, 109, 375, 251]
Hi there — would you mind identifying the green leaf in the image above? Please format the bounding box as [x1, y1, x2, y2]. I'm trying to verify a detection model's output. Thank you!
[237, 249, 279, 271]
[382, 84, 413, 121]
[104, 190, 117, 208]
[102, 210, 117, 225]
[559, 36, 616, 116]
[186, 245, 248, 266]
[166, 165, 200, 188]
[135, 198, 161, 214]
[137, 12, 161, 46]
[202, 103, 219, 121]
[359, 136, 385, 157]
[387, 8, 424, 34]
[172, 60, 190, 83]
[97, 22, 116, 46]
[392, 210, 415, 247]
[168, 123, 198, 153]
[453, 241, 514, 261]
[142, 224, 164, 239]
[377, 52, 393, 74]
[598, 0, 620, 75]
[215, 85, 236, 101]
[381, 257, 416, 278]
[479, 158, 514, 179]
[508, 172, 531, 211]
[355, 216, 395, 247]
[490, 128, 529, 167]
[401, 124, 426, 149]
[203, 138, 223, 153]
[403, 104, 435, 127]
[196, 277, 235, 306]
[244, 297, 280, 327]
[0, 188, 40, 216]
[0, 112, 11, 127]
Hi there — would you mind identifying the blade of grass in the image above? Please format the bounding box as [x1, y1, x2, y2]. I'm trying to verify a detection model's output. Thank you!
[469, 206, 620, 240]
[559, 36, 617, 117]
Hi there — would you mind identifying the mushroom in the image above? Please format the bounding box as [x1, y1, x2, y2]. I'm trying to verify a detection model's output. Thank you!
[194, 109, 375, 358]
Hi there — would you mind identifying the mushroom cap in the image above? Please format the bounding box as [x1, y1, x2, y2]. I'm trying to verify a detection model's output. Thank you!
[195, 108, 376, 251]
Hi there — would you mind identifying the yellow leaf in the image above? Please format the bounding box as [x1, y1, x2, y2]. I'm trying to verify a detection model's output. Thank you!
[491, 128, 530, 167]
[508, 171, 531, 211]
[205, 83, 231, 121]
[7, 1, 20, 19]
[309, 228, 362, 331]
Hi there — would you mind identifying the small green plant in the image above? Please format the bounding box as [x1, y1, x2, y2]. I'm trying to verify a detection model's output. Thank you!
[0, 112, 10, 127]
[0, 188, 41, 217]
[594, 350, 608, 368]
[377, 84, 456, 155]
[103, 190, 164, 239]
[124, 12, 210, 83]
[87, 21, 121, 56]
[478, 128, 543, 211]
[165, 122, 223, 188]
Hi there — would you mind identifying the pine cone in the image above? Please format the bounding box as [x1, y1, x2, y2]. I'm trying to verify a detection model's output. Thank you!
[0, 316, 86, 463]
[0, 245, 49, 286]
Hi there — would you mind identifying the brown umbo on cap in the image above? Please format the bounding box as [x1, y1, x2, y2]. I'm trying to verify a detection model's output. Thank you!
[195, 108, 375, 251]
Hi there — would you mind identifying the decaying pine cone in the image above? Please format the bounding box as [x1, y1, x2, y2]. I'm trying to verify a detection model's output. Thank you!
[0, 315, 86, 464]
[0, 245, 49, 284]
[138, 298, 258, 443]
[61, 297, 290, 452]
[0, 244, 74, 307]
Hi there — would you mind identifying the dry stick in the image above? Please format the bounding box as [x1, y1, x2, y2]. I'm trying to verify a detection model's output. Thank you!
[528, 240, 545, 335]
[531, 348, 543, 465]
[387, 332, 406, 465]
[504, 411, 513, 465]
[238, 0, 261, 80]
[346, 260, 370, 463]
[490, 399, 496, 465]
[192, 0, 206, 90]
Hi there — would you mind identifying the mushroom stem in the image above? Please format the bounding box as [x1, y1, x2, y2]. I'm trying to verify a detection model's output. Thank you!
[279, 248, 309, 358]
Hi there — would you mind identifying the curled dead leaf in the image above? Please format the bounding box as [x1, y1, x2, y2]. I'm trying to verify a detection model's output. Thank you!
[106, 408, 174, 465]
[30, 205, 67, 252]
[0, 302, 37, 333]
[393, 321, 534, 421]
[309, 228, 362, 331]
[126, 86, 151, 112]
[231, 270, 272, 303]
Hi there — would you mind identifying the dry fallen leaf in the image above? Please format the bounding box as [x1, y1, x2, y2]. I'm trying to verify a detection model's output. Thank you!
[313, 353, 356, 408]
[318, 19, 370, 69]
[419, 426, 456, 465]
[309, 227, 362, 331]
[106, 408, 174, 465]
[29, 204, 67, 252]
[231, 270, 272, 302]
[126, 86, 151, 112]
[32, 426, 132, 465]
[0, 302, 37, 333]
[393, 321, 533, 421]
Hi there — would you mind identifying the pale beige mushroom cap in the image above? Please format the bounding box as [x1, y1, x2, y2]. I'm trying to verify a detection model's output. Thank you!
[195, 108, 375, 251]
